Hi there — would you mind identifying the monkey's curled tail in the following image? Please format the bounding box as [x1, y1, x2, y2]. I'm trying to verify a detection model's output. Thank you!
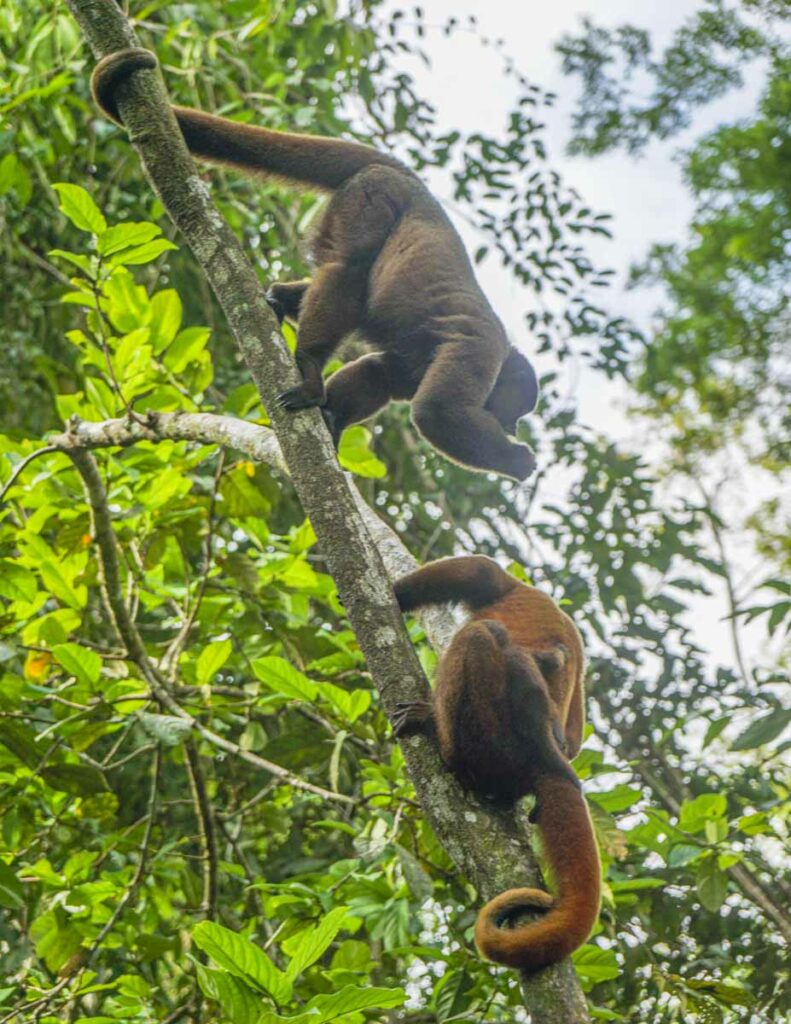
[91, 48, 408, 191]
[473, 775, 601, 972]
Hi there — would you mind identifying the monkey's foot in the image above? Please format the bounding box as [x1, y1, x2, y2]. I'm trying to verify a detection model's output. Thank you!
[508, 442, 537, 481]
[392, 700, 433, 738]
[277, 383, 326, 411]
[265, 290, 286, 325]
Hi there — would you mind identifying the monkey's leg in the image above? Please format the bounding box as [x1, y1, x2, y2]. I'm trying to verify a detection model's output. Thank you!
[394, 556, 516, 613]
[277, 262, 366, 412]
[321, 353, 417, 445]
[433, 621, 513, 794]
[411, 343, 536, 480]
[266, 279, 311, 324]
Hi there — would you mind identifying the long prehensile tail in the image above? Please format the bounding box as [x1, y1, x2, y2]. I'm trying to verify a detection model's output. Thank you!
[473, 774, 601, 972]
[91, 48, 406, 191]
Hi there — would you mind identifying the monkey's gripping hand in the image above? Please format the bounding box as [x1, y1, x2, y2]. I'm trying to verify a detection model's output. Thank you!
[276, 353, 327, 411]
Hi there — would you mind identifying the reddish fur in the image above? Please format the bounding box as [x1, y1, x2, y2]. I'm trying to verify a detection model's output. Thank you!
[394, 556, 601, 973]
[90, 50, 539, 481]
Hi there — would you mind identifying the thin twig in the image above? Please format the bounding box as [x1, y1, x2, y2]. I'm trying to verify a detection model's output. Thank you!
[184, 738, 218, 919]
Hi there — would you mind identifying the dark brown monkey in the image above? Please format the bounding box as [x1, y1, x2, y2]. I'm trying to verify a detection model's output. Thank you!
[393, 555, 601, 972]
[90, 49, 538, 480]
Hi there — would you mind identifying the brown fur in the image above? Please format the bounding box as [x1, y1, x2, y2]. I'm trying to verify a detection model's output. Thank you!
[90, 49, 538, 480]
[394, 556, 601, 972]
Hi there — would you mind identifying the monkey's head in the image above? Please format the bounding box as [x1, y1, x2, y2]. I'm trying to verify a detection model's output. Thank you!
[485, 347, 539, 436]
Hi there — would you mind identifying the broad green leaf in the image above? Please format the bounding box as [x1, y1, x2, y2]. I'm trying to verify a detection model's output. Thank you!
[40, 764, 109, 796]
[39, 560, 86, 610]
[0, 862, 24, 910]
[220, 465, 271, 518]
[696, 857, 728, 912]
[48, 249, 96, 277]
[679, 793, 727, 833]
[572, 945, 620, 985]
[53, 183, 107, 235]
[0, 153, 18, 195]
[285, 906, 349, 980]
[111, 238, 177, 266]
[197, 639, 233, 686]
[52, 643, 102, 687]
[97, 221, 161, 257]
[433, 969, 473, 1023]
[303, 985, 406, 1021]
[589, 784, 641, 814]
[195, 964, 262, 1024]
[253, 657, 317, 702]
[731, 708, 791, 751]
[163, 326, 211, 372]
[319, 682, 371, 723]
[192, 921, 290, 1003]
[0, 720, 41, 768]
[337, 426, 387, 478]
[0, 561, 38, 603]
[149, 289, 183, 351]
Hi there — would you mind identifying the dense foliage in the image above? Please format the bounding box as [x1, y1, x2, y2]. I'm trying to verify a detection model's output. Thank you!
[0, 2, 787, 1023]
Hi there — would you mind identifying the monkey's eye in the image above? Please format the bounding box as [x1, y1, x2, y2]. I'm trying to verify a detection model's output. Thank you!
[534, 644, 568, 678]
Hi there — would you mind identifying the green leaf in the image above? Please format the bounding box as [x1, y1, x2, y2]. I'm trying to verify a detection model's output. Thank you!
[53, 183, 107, 235]
[696, 857, 728, 912]
[285, 906, 349, 980]
[731, 708, 791, 751]
[572, 945, 620, 985]
[0, 862, 24, 910]
[195, 963, 262, 1024]
[678, 793, 727, 833]
[0, 720, 40, 768]
[149, 289, 183, 352]
[40, 764, 109, 796]
[434, 969, 473, 1022]
[192, 921, 291, 1003]
[319, 682, 370, 724]
[337, 426, 387, 478]
[253, 657, 317, 702]
[39, 559, 86, 611]
[589, 784, 641, 814]
[303, 985, 406, 1021]
[52, 643, 102, 687]
[110, 238, 177, 266]
[0, 561, 38, 603]
[163, 326, 211, 372]
[97, 221, 161, 257]
[196, 639, 233, 686]
[48, 249, 96, 277]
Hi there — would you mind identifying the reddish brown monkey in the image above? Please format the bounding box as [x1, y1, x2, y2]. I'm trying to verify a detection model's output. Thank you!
[90, 49, 538, 480]
[393, 555, 601, 972]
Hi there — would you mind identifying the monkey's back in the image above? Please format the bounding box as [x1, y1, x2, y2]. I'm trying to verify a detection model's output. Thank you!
[312, 165, 509, 362]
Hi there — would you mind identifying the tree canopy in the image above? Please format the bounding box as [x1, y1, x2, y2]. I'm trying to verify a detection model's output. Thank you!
[0, 2, 788, 1023]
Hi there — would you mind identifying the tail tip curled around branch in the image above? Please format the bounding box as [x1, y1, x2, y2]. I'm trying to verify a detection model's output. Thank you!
[90, 47, 158, 126]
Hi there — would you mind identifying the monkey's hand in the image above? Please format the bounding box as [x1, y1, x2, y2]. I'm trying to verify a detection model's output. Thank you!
[392, 699, 433, 738]
[277, 353, 327, 411]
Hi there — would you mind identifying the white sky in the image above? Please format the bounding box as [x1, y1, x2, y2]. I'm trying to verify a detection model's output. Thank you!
[390, 1, 778, 670]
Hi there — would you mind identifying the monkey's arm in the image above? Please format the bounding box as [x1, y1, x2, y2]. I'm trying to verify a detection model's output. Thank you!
[90, 48, 407, 191]
[394, 556, 518, 613]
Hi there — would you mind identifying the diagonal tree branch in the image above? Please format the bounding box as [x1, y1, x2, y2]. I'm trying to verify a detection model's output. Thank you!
[59, 4, 593, 1018]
